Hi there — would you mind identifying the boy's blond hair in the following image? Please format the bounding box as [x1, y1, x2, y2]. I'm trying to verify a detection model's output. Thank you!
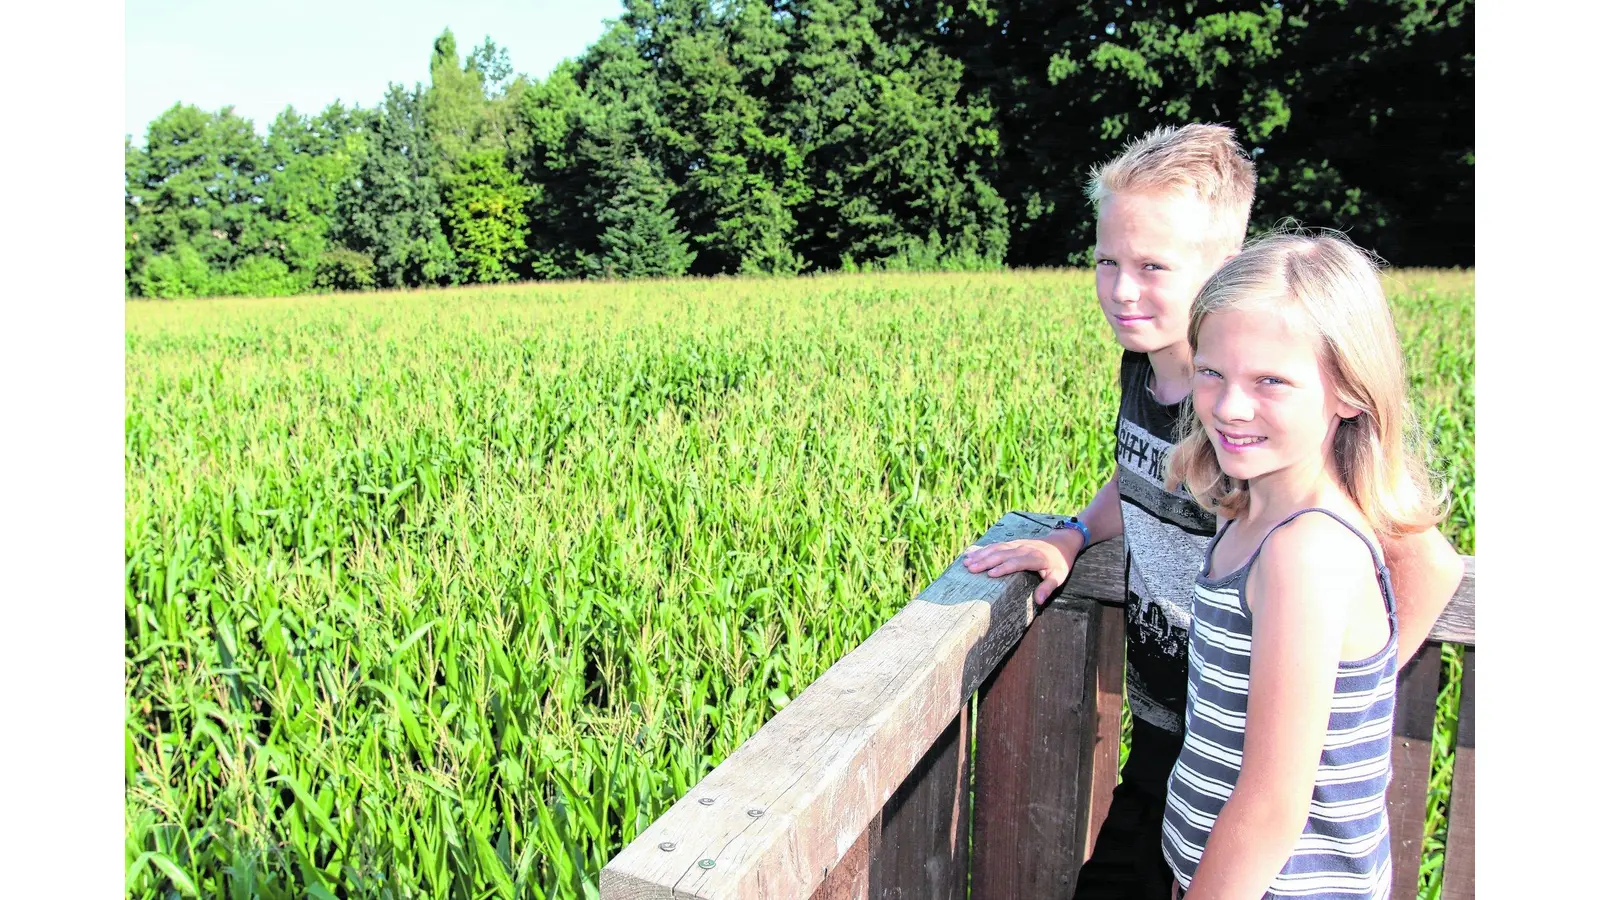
[1164, 231, 1446, 537]
[1086, 123, 1257, 257]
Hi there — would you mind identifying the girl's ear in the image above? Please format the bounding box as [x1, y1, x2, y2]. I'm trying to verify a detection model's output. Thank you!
[1335, 400, 1364, 422]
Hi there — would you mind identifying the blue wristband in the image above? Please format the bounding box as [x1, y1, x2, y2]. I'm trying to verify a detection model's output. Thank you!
[1054, 515, 1091, 551]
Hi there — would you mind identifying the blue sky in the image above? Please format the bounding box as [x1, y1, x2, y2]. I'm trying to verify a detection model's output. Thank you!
[126, 0, 622, 142]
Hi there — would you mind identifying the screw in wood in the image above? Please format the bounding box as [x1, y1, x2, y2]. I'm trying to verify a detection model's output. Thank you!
[698, 797, 715, 806]
[698, 858, 716, 870]
[658, 842, 676, 852]
[747, 808, 764, 818]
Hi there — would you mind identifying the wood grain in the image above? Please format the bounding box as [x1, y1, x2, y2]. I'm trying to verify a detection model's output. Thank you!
[972, 598, 1099, 900]
[1440, 646, 1475, 900]
[600, 513, 1054, 899]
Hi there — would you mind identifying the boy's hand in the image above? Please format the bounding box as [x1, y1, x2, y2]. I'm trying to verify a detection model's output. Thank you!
[961, 533, 1081, 606]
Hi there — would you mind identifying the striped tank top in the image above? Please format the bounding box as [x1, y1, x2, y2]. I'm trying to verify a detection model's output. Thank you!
[1160, 508, 1399, 899]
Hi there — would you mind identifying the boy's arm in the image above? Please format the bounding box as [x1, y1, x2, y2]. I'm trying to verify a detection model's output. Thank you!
[1041, 472, 1124, 557]
[964, 473, 1122, 604]
[1181, 516, 1360, 900]
[1378, 526, 1465, 666]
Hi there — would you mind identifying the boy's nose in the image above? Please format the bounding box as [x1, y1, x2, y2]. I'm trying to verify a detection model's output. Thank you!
[1111, 272, 1139, 304]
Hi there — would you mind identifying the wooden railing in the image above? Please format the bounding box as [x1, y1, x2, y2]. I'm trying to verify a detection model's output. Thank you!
[600, 512, 1477, 899]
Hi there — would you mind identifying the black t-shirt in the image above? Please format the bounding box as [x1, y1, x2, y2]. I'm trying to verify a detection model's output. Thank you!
[1114, 350, 1218, 792]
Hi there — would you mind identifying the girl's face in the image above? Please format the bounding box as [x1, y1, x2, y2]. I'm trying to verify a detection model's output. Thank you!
[1191, 307, 1360, 489]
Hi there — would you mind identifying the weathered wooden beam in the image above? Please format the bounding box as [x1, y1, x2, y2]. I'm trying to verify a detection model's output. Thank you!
[599, 512, 1056, 900]
[1387, 644, 1442, 899]
[1427, 556, 1474, 646]
[1440, 646, 1475, 900]
[877, 702, 971, 900]
[972, 597, 1101, 900]
[1085, 602, 1126, 862]
[1067, 538, 1474, 646]
[809, 811, 881, 900]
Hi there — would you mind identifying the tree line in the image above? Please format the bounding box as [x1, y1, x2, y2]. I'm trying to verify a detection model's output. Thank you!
[124, 0, 1473, 299]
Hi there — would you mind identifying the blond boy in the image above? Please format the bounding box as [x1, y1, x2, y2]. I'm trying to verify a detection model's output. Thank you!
[963, 124, 1463, 900]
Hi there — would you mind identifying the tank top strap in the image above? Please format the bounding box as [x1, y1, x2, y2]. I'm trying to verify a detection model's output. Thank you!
[1245, 507, 1396, 623]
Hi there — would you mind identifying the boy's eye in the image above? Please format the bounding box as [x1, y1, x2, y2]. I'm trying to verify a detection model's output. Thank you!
[1096, 258, 1115, 267]
[1196, 367, 1220, 378]
[1259, 376, 1286, 386]
[1143, 263, 1166, 271]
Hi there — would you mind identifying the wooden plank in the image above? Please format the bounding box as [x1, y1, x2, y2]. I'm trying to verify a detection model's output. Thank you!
[972, 598, 1099, 900]
[1386, 643, 1441, 900]
[1061, 538, 1472, 645]
[1440, 646, 1475, 900]
[1051, 535, 1127, 606]
[1425, 556, 1474, 646]
[599, 512, 1055, 900]
[877, 703, 971, 900]
[811, 811, 882, 900]
[1084, 601, 1125, 861]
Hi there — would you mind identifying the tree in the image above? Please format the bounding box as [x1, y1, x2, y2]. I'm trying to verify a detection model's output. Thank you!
[772, 0, 1009, 270]
[590, 153, 697, 278]
[125, 104, 272, 294]
[911, 0, 1471, 266]
[513, 61, 599, 279]
[423, 29, 489, 170]
[258, 102, 371, 292]
[442, 149, 533, 283]
[336, 83, 458, 287]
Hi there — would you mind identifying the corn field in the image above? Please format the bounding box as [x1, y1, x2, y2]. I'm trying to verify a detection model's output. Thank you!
[125, 270, 1474, 898]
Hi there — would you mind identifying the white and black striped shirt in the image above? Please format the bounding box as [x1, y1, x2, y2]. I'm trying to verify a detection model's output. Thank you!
[1161, 508, 1399, 899]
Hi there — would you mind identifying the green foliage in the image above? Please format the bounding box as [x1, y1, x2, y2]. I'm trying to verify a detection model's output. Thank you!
[313, 247, 378, 293]
[125, 104, 272, 294]
[211, 254, 308, 297]
[442, 150, 534, 283]
[123, 5, 1472, 280]
[917, 0, 1472, 266]
[337, 83, 459, 288]
[513, 61, 595, 280]
[130, 243, 214, 299]
[590, 154, 697, 278]
[258, 104, 369, 280]
[124, 270, 1473, 898]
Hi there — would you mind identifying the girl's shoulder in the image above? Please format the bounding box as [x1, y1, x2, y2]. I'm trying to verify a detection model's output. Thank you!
[1247, 508, 1383, 617]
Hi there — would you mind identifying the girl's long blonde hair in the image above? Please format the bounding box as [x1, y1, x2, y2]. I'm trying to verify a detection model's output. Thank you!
[1164, 231, 1446, 536]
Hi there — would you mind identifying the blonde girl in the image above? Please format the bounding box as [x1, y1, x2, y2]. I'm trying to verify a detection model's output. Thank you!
[1159, 232, 1444, 900]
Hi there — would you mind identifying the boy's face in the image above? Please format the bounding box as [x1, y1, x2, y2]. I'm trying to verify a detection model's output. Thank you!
[1093, 190, 1223, 358]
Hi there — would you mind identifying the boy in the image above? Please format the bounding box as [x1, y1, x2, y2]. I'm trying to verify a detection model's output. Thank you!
[962, 124, 1463, 900]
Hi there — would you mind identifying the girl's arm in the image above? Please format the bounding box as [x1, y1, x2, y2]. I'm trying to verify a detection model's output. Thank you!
[1181, 515, 1375, 900]
[1378, 526, 1463, 665]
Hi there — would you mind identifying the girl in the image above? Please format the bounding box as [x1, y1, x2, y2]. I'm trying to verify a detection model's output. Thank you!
[1160, 232, 1444, 899]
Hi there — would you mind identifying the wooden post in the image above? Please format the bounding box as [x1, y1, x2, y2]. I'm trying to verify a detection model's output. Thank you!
[811, 811, 882, 900]
[1440, 646, 1475, 900]
[1386, 643, 1441, 899]
[877, 703, 972, 900]
[971, 598, 1101, 900]
[1084, 602, 1125, 862]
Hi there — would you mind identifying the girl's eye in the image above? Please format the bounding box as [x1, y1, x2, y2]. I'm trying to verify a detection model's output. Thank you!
[1096, 258, 1115, 267]
[1197, 367, 1220, 378]
[1260, 376, 1286, 386]
[1143, 263, 1165, 271]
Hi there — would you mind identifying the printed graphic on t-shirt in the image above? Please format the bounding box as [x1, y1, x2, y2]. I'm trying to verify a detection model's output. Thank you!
[1115, 352, 1217, 735]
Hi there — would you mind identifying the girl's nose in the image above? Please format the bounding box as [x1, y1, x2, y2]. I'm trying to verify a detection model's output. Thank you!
[1212, 382, 1253, 422]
